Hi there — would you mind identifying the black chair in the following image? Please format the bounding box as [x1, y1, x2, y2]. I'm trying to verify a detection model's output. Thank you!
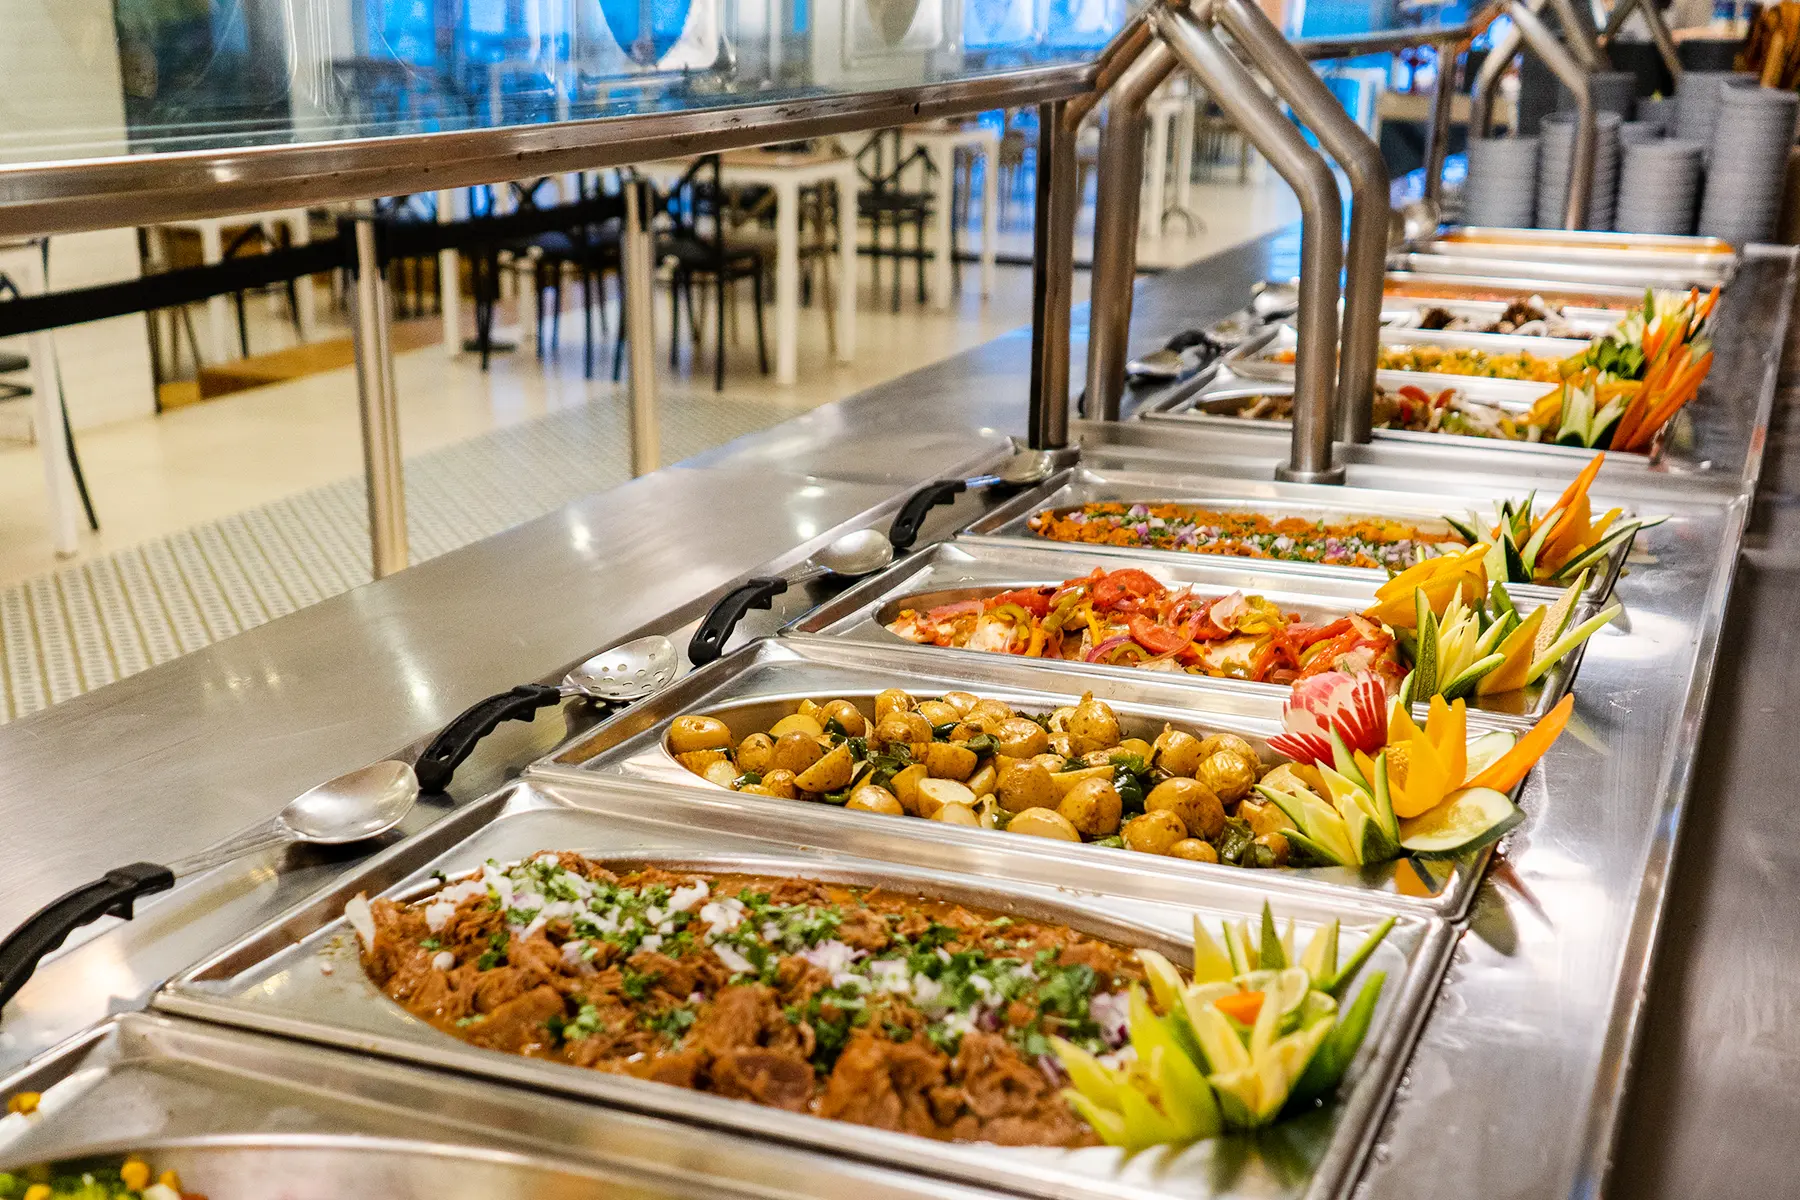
[529, 190, 623, 380]
[655, 156, 769, 391]
[856, 130, 938, 311]
[220, 222, 304, 357]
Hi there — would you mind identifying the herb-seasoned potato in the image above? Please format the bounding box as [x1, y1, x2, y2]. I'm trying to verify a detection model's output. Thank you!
[915, 777, 976, 818]
[874, 689, 916, 720]
[889, 763, 930, 815]
[770, 713, 825, 739]
[1121, 810, 1187, 855]
[821, 700, 868, 737]
[993, 718, 1049, 759]
[918, 741, 978, 781]
[771, 732, 824, 775]
[1151, 727, 1204, 777]
[734, 733, 776, 775]
[846, 784, 903, 815]
[1145, 777, 1226, 840]
[794, 743, 855, 793]
[1008, 808, 1082, 841]
[995, 761, 1055, 812]
[1066, 694, 1122, 755]
[1168, 838, 1219, 863]
[1058, 777, 1122, 837]
[1198, 750, 1257, 804]
[669, 715, 733, 755]
[931, 801, 982, 826]
[874, 712, 933, 747]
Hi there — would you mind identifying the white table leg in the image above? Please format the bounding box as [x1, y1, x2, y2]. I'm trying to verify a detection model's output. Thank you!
[775, 178, 800, 384]
[835, 167, 857, 364]
[199, 221, 231, 362]
[980, 134, 998, 298]
[437, 190, 460, 354]
[930, 142, 954, 311]
[288, 213, 317, 341]
[1141, 112, 1171, 239]
[1174, 100, 1197, 215]
[15, 248, 79, 556]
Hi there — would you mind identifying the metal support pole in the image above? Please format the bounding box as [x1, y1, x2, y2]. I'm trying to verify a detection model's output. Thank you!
[1422, 39, 1462, 210]
[1155, 7, 1344, 483]
[1086, 41, 1180, 422]
[1215, 0, 1388, 445]
[1028, 99, 1079, 451]
[1066, 16, 1155, 131]
[622, 180, 660, 476]
[1470, 21, 1524, 137]
[1547, 0, 1608, 70]
[1600, 0, 1682, 82]
[348, 218, 408, 579]
[1511, 0, 1596, 229]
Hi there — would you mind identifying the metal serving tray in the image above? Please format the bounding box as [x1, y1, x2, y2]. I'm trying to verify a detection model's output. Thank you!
[961, 465, 1634, 608]
[1428, 226, 1737, 265]
[1224, 325, 1581, 400]
[1380, 296, 1620, 338]
[1390, 250, 1728, 291]
[156, 774, 1456, 1200]
[547, 636, 1544, 915]
[1383, 272, 1648, 309]
[0, 1013, 1003, 1200]
[780, 539, 1580, 718]
[1139, 369, 1690, 469]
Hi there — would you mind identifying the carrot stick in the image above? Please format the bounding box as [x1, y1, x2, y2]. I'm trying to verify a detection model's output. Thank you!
[1464, 693, 1574, 793]
[1534, 453, 1606, 536]
[1611, 396, 1646, 451]
[1214, 991, 1264, 1024]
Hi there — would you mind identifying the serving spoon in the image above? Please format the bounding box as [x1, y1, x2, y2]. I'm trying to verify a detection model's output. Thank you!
[0, 759, 420, 1015]
[413, 634, 679, 792]
[687, 529, 895, 667]
[887, 450, 1059, 553]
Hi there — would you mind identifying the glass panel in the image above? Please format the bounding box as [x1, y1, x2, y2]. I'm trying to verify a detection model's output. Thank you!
[1, 0, 1476, 166]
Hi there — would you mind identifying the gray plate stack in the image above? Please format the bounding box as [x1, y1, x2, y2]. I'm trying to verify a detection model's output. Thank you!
[1462, 135, 1540, 228]
[1676, 70, 1756, 156]
[1639, 94, 1679, 135]
[1538, 112, 1622, 230]
[1697, 81, 1799, 244]
[1557, 71, 1640, 120]
[1614, 139, 1704, 234]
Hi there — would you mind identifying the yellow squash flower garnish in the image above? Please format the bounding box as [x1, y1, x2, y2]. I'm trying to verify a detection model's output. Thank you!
[1386, 695, 1468, 818]
[1366, 546, 1488, 628]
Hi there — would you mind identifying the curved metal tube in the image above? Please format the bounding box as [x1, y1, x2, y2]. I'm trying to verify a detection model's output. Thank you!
[1601, 0, 1682, 83]
[1215, 0, 1388, 444]
[1085, 40, 1179, 421]
[1422, 39, 1464, 210]
[1510, 0, 1596, 229]
[1065, 16, 1155, 132]
[1153, 7, 1345, 483]
[1546, 0, 1608, 70]
[1470, 21, 1523, 138]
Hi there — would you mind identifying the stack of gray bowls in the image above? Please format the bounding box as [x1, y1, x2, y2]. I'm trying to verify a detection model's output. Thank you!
[1462, 135, 1540, 228]
[1538, 112, 1622, 230]
[1557, 70, 1640, 120]
[1697, 81, 1799, 243]
[1639, 94, 1679, 135]
[1675, 70, 1756, 157]
[1614, 140, 1704, 234]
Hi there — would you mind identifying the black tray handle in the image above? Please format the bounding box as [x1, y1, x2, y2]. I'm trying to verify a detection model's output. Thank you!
[415, 684, 563, 793]
[0, 862, 174, 1015]
[689, 577, 789, 668]
[889, 479, 968, 552]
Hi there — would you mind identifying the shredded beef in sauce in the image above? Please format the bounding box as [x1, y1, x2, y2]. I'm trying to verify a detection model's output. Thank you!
[359, 853, 1150, 1147]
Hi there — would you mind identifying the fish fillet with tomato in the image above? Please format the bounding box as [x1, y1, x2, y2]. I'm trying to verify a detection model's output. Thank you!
[885, 567, 1404, 687]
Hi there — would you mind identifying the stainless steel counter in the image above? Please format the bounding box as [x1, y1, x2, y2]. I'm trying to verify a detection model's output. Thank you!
[1, 227, 1790, 1200]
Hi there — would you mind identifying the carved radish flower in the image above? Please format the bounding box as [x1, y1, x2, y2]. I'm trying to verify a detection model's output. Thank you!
[1268, 671, 1388, 766]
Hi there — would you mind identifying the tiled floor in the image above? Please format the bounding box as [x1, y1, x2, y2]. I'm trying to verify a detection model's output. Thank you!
[0, 171, 1298, 720]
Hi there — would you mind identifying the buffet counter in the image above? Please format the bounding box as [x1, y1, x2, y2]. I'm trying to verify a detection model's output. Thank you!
[0, 228, 1792, 1200]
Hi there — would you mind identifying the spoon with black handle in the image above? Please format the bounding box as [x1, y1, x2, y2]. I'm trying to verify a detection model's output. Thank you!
[687, 529, 895, 668]
[0, 759, 419, 1016]
[887, 451, 1057, 553]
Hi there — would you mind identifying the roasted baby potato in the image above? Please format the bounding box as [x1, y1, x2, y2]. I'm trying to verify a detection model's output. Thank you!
[669, 715, 733, 755]
[1145, 777, 1226, 840]
[847, 784, 904, 815]
[1058, 777, 1122, 837]
[1008, 808, 1082, 841]
[995, 761, 1055, 812]
[1121, 810, 1187, 856]
[771, 731, 824, 775]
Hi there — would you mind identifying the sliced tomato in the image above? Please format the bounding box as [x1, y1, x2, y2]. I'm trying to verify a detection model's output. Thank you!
[1127, 613, 1193, 656]
[992, 587, 1054, 617]
[1090, 568, 1165, 612]
[1289, 616, 1352, 649]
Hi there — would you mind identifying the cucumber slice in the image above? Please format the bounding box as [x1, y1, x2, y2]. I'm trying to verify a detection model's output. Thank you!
[1531, 575, 1585, 660]
[1443, 514, 1483, 544]
[1465, 730, 1518, 779]
[1526, 602, 1621, 686]
[1439, 652, 1505, 701]
[1398, 787, 1525, 859]
[1412, 593, 1438, 697]
[1489, 580, 1518, 621]
[1370, 753, 1399, 841]
[1283, 827, 1350, 868]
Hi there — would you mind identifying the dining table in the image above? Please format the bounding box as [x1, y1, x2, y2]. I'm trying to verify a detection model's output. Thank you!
[641, 149, 860, 385]
[900, 120, 1002, 307]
